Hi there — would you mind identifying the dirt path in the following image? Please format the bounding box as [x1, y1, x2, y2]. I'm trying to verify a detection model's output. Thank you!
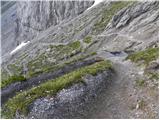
[87, 60, 139, 118]
[85, 51, 158, 119]
[2, 50, 158, 119]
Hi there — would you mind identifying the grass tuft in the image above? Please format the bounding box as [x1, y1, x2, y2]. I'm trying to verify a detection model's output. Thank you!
[90, 52, 97, 56]
[83, 36, 92, 44]
[1, 75, 26, 89]
[127, 47, 159, 65]
[135, 79, 145, 87]
[147, 72, 159, 80]
[2, 60, 112, 118]
[27, 41, 81, 77]
[68, 41, 81, 50]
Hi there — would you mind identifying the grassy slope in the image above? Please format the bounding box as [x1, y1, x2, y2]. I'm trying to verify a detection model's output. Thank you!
[2, 60, 112, 118]
[2, 1, 139, 118]
[127, 47, 159, 65]
[1, 41, 82, 88]
[1, 51, 98, 89]
[1, 1, 134, 88]
[127, 47, 159, 85]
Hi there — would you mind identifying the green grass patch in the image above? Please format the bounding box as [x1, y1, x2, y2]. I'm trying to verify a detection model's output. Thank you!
[27, 41, 81, 78]
[1, 75, 26, 88]
[93, 1, 133, 34]
[90, 52, 97, 56]
[53, 41, 81, 51]
[49, 41, 81, 60]
[27, 52, 94, 78]
[83, 36, 92, 44]
[147, 72, 159, 80]
[68, 41, 81, 50]
[135, 79, 145, 87]
[127, 47, 159, 65]
[2, 60, 112, 118]
[1, 52, 97, 88]
[27, 42, 80, 78]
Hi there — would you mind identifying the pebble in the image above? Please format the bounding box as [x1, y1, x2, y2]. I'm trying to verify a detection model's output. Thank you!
[138, 71, 144, 75]
[136, 103, 139, 109]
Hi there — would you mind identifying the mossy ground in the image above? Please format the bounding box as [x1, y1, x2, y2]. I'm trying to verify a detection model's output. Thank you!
[2, 60, 112, 118]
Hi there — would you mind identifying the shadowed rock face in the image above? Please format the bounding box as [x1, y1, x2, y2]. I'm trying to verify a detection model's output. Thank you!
[1, 1, 94, 55]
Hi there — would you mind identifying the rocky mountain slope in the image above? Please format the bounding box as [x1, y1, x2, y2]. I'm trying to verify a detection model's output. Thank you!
[1, 1, 94, 55]
[1, 0, 159, 119]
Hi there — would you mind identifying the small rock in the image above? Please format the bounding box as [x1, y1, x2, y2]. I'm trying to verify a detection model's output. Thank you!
[138, 71, 144, 75]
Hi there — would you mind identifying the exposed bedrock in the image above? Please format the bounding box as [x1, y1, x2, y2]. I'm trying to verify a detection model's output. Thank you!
[100, 1, 158, 52]
[27, 70, 113, 119]
[1, 1, 94, 55]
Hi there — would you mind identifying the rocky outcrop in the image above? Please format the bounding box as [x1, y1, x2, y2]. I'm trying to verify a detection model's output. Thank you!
[1, 1, 94, 55]
[108, 2, 158, 29]
[100, 1, 159, 52]
[1, 2, 18, 56]
[27, 70, 113, 119]
[16, 1, 94, 43]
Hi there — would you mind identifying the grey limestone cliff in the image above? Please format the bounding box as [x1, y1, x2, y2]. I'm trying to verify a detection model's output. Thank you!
[1, 1, 94, 55]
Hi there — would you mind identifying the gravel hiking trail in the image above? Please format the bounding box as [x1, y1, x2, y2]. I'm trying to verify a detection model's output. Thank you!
[85, 51, 157, 119]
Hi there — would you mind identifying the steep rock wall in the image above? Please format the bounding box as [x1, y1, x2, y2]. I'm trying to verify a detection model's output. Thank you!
[1, 1, 94, 55]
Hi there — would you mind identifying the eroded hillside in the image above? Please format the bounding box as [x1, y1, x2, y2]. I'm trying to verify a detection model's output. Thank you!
[1, 1, 159, 119]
